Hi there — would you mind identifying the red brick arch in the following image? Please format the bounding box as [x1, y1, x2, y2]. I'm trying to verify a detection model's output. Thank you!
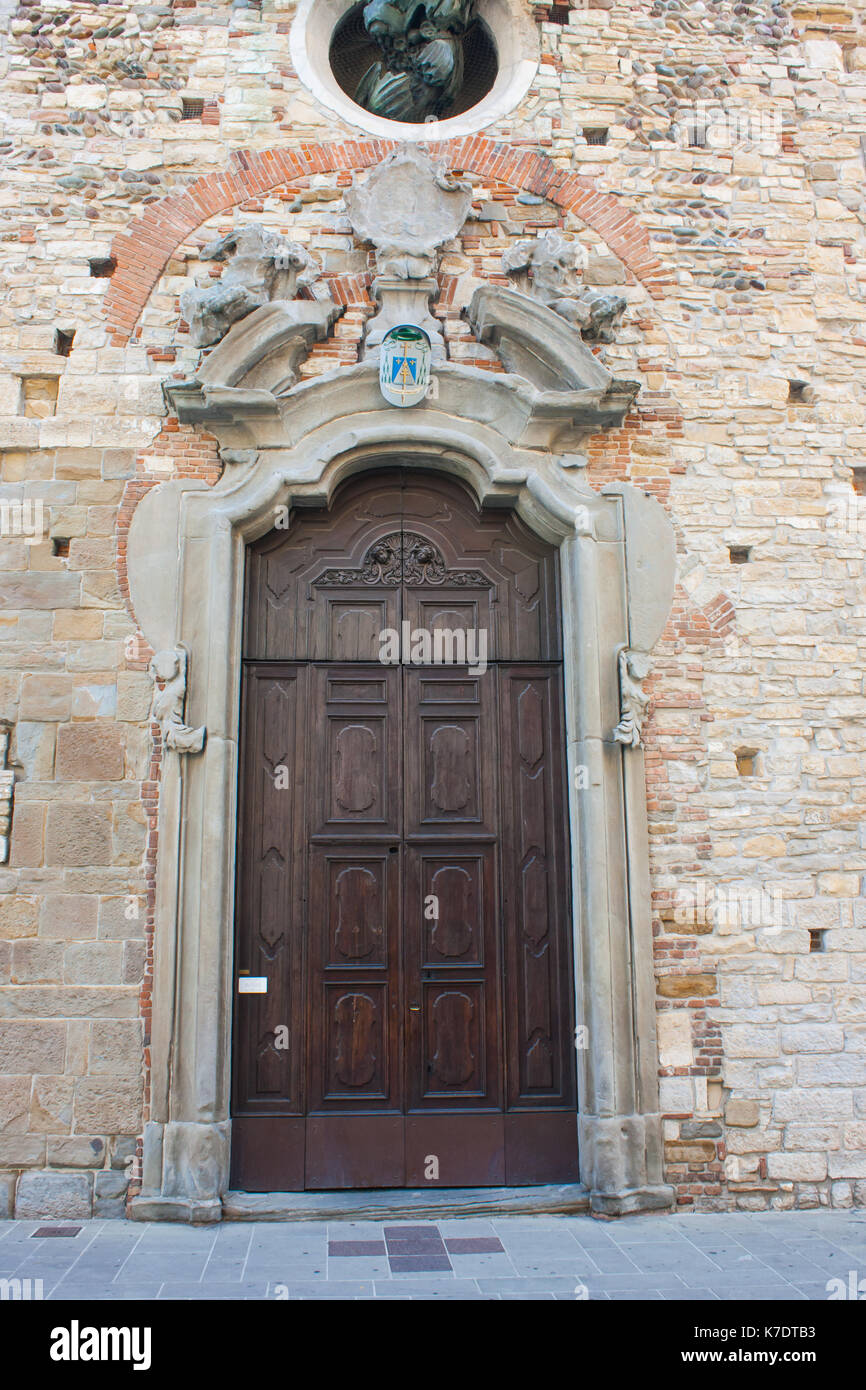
[104, 136, 671, 344]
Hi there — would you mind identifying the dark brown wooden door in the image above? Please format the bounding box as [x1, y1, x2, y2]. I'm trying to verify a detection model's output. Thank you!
[231, 470, 578, 1190]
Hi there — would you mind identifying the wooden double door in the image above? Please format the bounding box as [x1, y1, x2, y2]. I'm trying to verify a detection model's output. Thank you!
[231, 471, 579, 1190]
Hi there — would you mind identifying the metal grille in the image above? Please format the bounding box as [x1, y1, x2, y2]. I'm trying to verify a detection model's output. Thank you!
[329, 2, 498, 123]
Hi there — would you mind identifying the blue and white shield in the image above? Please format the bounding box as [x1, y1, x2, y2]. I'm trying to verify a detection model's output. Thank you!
[379, 325, 431, 408]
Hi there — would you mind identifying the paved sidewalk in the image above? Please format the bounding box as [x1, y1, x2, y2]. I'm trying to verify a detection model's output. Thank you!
[1, 1209, 864, 1300]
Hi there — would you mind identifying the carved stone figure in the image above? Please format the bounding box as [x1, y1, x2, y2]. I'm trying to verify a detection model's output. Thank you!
[355, 0, 476, 123]
[503, 229, 628, 343]
[613, 648, 652, 748]
[149, 648, 206, 755]
[180, 225, 323, 348]
[0, 724, 13, 865]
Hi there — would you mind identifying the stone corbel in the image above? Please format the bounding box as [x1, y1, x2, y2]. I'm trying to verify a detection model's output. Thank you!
[613, 647, 652, 748]
[0, 723, 14, 864]
[149, 648, 206, 755]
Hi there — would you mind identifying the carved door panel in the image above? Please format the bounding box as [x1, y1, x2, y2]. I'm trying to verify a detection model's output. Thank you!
[304, 666, 404, 1185]
[232, 470, 578, 1192]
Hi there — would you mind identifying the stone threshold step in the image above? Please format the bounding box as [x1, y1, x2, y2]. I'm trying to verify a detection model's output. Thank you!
[222, 1184, 591, 1222]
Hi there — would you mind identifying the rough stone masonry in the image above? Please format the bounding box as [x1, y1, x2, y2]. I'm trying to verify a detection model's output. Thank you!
[0, 0, 864, 1218]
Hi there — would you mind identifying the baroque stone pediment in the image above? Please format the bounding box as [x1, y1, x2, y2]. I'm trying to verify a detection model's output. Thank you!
[468, 284, 623, 393]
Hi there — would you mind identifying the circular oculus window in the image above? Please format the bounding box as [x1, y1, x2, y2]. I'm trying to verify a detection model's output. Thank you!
[290, 0, 539, 141]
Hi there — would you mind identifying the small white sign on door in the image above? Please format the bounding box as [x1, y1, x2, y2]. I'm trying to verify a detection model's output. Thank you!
[238, 976, 268, 994]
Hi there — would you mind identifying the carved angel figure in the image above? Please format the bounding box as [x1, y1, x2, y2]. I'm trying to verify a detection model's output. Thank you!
[180, 225, 321, 348]
[355, 0, 475, 122]
[503, 229, 628, 344]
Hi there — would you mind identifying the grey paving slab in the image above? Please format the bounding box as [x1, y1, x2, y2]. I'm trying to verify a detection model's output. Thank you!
[0, 1210, 863, 1300]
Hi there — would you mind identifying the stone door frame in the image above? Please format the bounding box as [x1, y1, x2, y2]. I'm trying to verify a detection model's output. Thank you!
[127, 379, 676, 1220]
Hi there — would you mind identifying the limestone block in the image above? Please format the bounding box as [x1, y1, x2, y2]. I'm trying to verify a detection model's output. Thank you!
[798, 1055, 866, 1087]
[785, 1124, 843, 1150]
[38, 895, 98, 941]
[0, 896, 37, 940]
[19, 675, 73, 721]
[773, 1088, 853, 1121]
[657, 1011, 693, 1067]
[11, 940, 63, 983]
[725, 1126, 782, 1155]
[0, 986, 138, 1020]
[47, 1136, 106, 1168]
[828, 1152, 866, 1179]
[45, 805, 112, 867]
[781, 1024, 845, 1053]
[71, 682, 117, 720]
[658, 1076, 697, 1112]
[726, 1025, 780, 1058]
[766, 1152, 828, 1181]
[0, 573, 81, 610]
[55, 723, 124, 782]
[13, 723, 56, 781]
[10, 800, 44, 861]
[0, 1075, 30, 1133]
[803, 40, 843, 73]
[88, 1020, 143, 1077]
[64, 942, 123, 986]
[74, 1078, 143, 1134]
[116, 671, 153, 722]
[0, 1020, 66, 1074]
[65, 83, 107, 110]
[0, 1137, 45, 1166]
[725, 1099, 760, 1127]
[15, 1171, 92, 1219]
[30, 1075, 74, 1133]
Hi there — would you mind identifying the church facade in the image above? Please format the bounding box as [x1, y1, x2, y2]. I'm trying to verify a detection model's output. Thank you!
[0, 0, 864, 1221]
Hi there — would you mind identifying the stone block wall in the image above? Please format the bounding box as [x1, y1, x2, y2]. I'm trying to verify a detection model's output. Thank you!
[0, 0, 864, 1215]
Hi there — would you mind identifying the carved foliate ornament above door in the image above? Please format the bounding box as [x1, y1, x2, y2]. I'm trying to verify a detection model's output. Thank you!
[316, 531, 488, 589]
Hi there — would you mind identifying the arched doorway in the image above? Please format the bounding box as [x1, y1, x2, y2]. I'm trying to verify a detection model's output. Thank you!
[230, 468, 579, 1190]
